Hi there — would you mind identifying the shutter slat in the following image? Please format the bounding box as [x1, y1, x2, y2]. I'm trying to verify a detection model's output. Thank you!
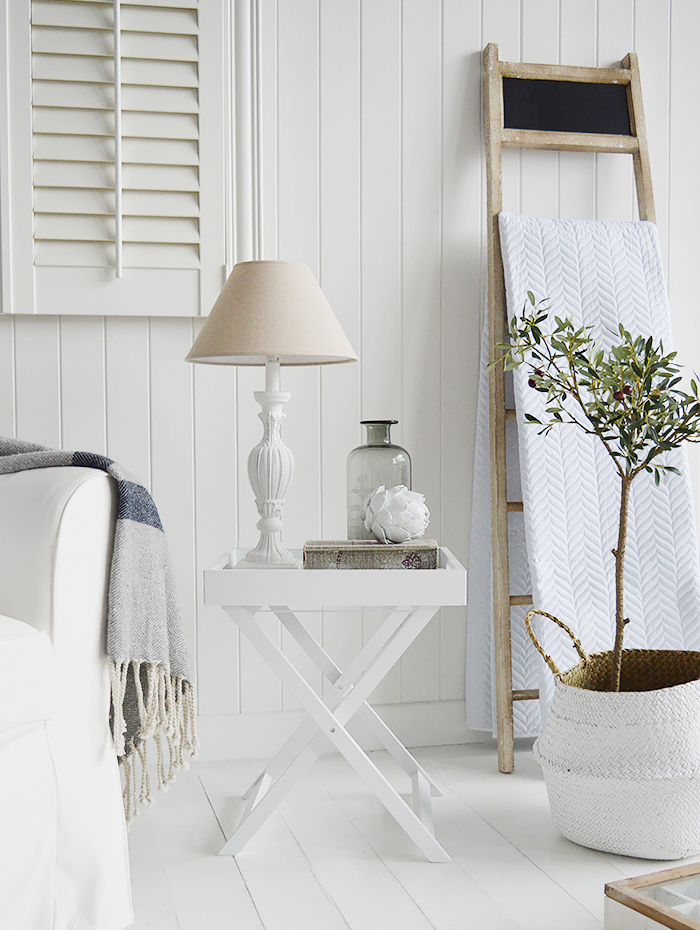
[122, 163, 199, 192]
[32, 1, 113, 31]
[34, 187, 115, 215]
[34, 241, 200, 269]
[32, 25, 114, 56]
[123, 0, 196, 9]
[35, 0, 196, 11]
[121, 59, 198, 89]
[35, 214, 115, 241]
[33, 161, 114, 189]
[33, 108, 114, 136]
[33, 108, 198, 140]
[120, 31, 197, 62]
[33, 161, 199, 192]
[122, 111, 197, 140]
[123, 137, 198, 166]
[30, 0, 206, 281]
[33, 26, 197, 63]
[121, 85, 198, 114]
[72, 0, 197, 8]
[33, 2, 197, 35]
[32, 81, 115, 110]
[34, 134, 198, 166]
[33, 134, 115, 162]
[34, 187, 199, 218]
[123, 189, 198, 217]
[34, 53, 199, 89]
[35, 213, 199, 244]
[32, 54, 113, 83]
[123, 216, 199, 243]
[120, 8, 197, 36]
[33, 81, 198, 115]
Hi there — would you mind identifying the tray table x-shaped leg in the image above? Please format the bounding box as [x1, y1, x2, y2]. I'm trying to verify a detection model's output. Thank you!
[219, 603, 450, 862]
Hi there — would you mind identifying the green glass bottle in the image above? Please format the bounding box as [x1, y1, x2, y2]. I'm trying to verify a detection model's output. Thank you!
[346, 420, 411, 539]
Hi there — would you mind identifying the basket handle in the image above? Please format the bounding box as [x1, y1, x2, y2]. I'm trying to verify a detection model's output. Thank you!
[524, 608, 590, 678]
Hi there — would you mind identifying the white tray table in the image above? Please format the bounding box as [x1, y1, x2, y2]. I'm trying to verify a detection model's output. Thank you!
[203, 547, 467, 862]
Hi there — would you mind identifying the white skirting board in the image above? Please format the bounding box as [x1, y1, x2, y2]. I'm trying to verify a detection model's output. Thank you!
[196, 700, 487, 762]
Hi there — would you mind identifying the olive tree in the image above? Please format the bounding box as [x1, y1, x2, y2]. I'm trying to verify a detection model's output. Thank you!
[494, 293, 700, 691]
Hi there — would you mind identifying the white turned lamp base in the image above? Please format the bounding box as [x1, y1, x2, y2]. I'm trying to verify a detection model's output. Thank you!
[240, 359, 298, 568]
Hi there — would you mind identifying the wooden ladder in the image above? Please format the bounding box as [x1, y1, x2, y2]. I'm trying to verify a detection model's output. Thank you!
[483, 43, 656, 773]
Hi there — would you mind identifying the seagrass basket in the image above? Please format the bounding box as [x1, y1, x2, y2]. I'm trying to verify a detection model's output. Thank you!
[526, 609, 700, 860]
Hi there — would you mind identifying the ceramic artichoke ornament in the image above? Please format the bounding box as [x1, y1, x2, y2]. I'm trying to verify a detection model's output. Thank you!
[363, 485, 430, 544]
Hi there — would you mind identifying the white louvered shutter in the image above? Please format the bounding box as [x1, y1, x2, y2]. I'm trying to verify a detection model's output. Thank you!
[3, 0, 227, 316]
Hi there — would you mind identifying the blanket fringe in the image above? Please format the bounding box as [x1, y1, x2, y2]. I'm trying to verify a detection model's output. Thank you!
[110, 659, 199, 825]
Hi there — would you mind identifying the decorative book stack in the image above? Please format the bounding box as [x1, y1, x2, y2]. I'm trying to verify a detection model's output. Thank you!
[303, 539, 438, 570]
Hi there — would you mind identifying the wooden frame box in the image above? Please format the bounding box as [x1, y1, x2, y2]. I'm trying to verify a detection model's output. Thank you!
[606, 864, 700, 930]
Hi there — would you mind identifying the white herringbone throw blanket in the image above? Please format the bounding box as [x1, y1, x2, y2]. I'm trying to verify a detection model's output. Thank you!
[0, 437, 198, 822]
[467, 214, 700, 737]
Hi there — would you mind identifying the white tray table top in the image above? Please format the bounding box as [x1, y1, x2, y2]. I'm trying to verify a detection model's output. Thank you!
[204, 546, 467, 609]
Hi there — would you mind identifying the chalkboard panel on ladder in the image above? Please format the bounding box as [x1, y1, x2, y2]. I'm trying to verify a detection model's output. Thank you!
[483, 43, 656, 773]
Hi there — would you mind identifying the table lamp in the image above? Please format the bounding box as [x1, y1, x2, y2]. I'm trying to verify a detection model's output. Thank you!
[186, 260, 358, 567]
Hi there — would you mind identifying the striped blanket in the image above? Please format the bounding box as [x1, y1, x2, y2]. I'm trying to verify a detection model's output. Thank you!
[0, 437, 198, 822]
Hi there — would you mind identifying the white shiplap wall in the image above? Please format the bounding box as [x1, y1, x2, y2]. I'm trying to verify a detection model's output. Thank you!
[2, 0, 699, 759]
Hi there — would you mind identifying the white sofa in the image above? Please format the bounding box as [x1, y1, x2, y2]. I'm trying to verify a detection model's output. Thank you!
[0, 466, 133, 930]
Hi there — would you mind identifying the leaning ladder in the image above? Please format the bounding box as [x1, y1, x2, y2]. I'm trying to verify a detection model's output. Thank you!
[483, 43, 656, 773]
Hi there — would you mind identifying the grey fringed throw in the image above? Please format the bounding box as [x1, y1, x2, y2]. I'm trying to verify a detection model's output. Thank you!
[0, 437, 198, 822]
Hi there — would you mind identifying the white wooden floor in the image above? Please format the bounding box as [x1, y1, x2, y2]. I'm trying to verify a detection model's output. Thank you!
[127, 742, 700, 930]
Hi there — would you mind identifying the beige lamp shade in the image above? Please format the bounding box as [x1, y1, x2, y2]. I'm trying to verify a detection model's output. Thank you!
[186, 260, 358, 365]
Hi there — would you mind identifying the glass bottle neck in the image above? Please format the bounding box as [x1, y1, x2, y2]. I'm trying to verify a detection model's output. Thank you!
[364, 423, 393, 445]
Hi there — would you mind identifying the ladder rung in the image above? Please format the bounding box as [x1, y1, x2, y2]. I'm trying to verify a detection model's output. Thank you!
[507, 501, 523, 512]
[509, 594, 533, 606]
[500, 60, 631, 85]
[501, 127, 639, 154]
[512, 689, 539, 702]
[505, 408, 516, 419]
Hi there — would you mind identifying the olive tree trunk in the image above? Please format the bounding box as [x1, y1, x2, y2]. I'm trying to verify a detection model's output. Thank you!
[610, 473, 632, 691]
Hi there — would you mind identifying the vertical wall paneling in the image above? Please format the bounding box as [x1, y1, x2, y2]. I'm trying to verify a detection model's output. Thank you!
[364, 608, 401, 705]
[483, 0, 521, 215]
[481, 0, 520, 62]
[438, 0, 482, 702]
[399, 0, 443, 705]
[668, 0, 700, 506]
[633, 1, 670, 264]
[148, 318, 197, 668]
[240, 609, 282, 715]
[14, 316, 61, 447]
[104, 317, 152, 487]
[233, 0, 255, 264]
[360, 0, 403, 420]
[520, 0, 560, 223]
[274, 0, 323, 712]
[5, 0, 700, 758]
[60, 316, 106, 454]
[595, 0, 636, 221]
[560, 0, 597, 67]
[260, 0, 278, 261]
[192, 350, 240, 716]
[0, 318, 15, 436]
[318, 0, 361, 542]
[558, 0, 597, 221]
[317, 0, 363, 687]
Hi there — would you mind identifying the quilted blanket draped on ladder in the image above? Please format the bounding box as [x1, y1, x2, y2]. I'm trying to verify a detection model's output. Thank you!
[466, 213, 700, 737]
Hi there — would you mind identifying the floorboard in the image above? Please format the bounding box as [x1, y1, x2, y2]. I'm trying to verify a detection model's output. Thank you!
[126, 742, 694, 930]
